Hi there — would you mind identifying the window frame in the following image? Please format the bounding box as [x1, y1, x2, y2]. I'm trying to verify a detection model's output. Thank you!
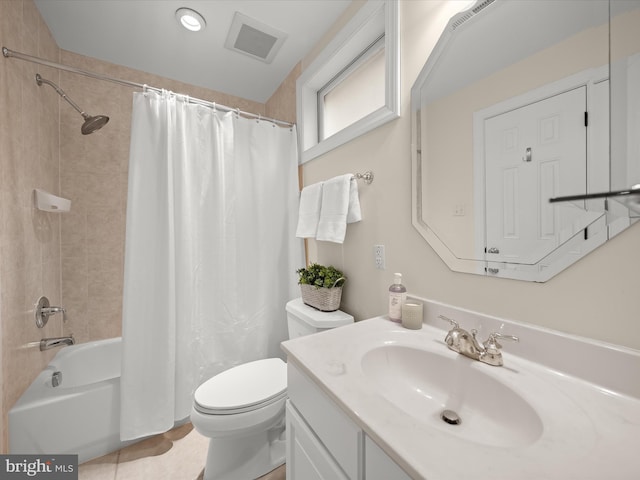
[317, 34, 386, 141]
[296, 0, 400, 164]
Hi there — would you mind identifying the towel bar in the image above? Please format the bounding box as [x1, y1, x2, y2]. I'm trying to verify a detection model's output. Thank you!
[353, 171, 374, 184]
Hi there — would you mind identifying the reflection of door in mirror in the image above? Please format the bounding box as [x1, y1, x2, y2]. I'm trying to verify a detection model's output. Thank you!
[484, 87, 587, 265]
[411, 0, 640, 282]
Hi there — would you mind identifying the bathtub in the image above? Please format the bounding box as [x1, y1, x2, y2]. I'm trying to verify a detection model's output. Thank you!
[9, 337, 135, 463]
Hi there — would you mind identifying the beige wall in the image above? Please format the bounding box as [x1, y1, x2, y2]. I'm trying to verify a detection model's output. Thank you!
[266, 62, 300, 125]
[301, 1, 640, 350]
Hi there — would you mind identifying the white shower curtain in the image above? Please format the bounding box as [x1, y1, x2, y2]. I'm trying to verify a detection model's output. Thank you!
[120, 90, 303, 441]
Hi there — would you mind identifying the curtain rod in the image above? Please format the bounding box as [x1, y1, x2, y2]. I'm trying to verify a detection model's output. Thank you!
[2, 47, 294, 128]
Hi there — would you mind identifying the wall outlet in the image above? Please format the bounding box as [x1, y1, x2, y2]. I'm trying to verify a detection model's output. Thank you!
[374, 244, 385, 270]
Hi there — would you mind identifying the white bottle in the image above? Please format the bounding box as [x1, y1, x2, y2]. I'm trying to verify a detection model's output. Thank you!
[388, 273, 407, 322]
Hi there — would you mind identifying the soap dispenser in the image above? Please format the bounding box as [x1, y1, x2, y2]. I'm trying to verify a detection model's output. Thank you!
[388, 273, 407, 322]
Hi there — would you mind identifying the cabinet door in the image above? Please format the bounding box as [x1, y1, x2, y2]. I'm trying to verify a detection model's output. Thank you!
[286, 401, 349, 480]
[365, 435, 411, 480]
[288, 361, 362, 478]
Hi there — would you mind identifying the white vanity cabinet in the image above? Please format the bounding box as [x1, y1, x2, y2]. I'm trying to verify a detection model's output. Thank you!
[286, 361, 411, 480]
[285, 402, 349, 480]
[364, 436, 411, 480]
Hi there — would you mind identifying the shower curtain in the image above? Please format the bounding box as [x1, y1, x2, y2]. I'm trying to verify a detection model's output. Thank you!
[120, 90, 303, 441]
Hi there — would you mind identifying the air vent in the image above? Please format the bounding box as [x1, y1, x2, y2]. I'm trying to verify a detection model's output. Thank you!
[224, 12, 287, 64]
[451, 0, 496, 30]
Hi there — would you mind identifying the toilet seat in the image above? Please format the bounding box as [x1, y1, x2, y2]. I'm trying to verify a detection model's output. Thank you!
[194, 358, 287, 415]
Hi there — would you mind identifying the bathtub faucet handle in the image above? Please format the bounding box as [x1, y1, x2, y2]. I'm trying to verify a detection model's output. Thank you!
[35, 296, 66, 328]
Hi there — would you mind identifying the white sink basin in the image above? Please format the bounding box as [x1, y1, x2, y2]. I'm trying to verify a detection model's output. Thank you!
[361, 345, 543, 448]
[282, 312, 640, 479]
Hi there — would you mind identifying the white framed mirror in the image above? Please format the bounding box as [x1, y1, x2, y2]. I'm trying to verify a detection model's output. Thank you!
[411, 0, 640, 282]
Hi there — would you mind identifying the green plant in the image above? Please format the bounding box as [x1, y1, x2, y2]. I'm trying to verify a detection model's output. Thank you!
[296, 263, 346, 289]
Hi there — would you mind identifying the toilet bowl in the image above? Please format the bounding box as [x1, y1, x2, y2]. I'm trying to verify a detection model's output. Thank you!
[191, 298, 353, 480]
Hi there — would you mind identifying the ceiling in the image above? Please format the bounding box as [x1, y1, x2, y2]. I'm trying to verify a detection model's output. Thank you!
[34, 0, 352, 103]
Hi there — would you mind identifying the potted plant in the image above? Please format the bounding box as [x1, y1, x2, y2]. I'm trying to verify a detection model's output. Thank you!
[296, 263, 346, 312]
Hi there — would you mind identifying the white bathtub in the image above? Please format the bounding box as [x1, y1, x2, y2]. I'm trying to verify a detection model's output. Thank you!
[9, 337, 135, 463]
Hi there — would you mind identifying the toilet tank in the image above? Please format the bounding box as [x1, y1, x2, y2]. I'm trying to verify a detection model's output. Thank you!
[286, 298, 354, 339]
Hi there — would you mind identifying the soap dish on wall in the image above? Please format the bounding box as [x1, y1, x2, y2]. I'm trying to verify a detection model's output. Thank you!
[34, 189, 71, 213]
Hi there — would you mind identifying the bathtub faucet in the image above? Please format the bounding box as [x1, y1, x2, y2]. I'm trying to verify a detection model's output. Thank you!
[35, 296, 66, 328]
[40, 306, 66, 315]
[40, 335, 75, 351]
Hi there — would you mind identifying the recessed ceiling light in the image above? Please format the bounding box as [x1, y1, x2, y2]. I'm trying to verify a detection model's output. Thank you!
[176, 8, 206, 32]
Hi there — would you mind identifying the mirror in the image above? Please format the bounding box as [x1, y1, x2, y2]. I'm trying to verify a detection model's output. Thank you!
[411, 0, 640, 282]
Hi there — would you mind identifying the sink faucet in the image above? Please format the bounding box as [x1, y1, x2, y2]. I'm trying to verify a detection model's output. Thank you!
[438, 315, 519, 366]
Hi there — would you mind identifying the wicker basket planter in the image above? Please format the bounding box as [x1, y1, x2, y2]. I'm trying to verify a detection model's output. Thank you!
[300, 283, 343, 312]
[297, 263, 346, 312]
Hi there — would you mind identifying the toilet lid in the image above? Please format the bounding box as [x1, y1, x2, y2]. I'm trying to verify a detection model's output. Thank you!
[194, 358, 287, 415]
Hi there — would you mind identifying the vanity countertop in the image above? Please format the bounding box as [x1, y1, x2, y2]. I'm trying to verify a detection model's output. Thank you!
[281, 310, 640, 480]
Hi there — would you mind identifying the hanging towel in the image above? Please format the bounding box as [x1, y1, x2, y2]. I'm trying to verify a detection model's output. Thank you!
[317, 174, 362, 243]
[347, 176, 362, 224]
[296, 181, 324, 238]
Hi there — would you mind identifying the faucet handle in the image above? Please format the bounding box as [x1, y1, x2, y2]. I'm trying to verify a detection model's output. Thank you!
[480, 333, 519, 366]
[483, 332, 519, 353]
[438, 315, 459, 329]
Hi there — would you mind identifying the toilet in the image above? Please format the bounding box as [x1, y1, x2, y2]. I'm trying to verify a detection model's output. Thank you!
[190, 298, 354, 480]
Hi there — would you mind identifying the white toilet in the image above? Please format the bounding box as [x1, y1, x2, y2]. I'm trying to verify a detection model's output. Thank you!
[190, 298, 354, 480]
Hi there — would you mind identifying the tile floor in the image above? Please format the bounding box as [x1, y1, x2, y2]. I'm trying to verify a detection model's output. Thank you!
[78, 423, 286, 480]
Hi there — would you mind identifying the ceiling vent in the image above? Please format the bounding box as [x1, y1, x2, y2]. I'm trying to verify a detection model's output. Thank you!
[224, 12, 287, 64]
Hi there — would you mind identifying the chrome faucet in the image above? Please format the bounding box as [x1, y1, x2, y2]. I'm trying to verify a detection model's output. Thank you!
[439, 315, 519, 366]
[40, 335, 75, 351]
[35, 296, 66, 328]
[40, 306, 66, 315]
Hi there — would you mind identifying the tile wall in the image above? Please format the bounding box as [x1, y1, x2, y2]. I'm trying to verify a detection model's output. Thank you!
[0, 0, 62, 453]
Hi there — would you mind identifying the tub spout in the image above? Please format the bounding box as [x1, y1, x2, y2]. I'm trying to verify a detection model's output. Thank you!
[40, 335, 75, 351]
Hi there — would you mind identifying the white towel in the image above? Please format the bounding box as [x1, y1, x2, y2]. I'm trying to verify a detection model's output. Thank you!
[347, 177, 362, 224]
[295, 182, 324, 238]
[317, 174, 362, 243]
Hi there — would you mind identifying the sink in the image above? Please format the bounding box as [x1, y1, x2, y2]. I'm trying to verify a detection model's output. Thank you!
[283, 314, 634, 479]
[361, 345, 544, 448]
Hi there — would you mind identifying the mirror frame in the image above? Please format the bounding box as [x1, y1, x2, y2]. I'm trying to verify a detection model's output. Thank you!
[410, 0, 629, 282]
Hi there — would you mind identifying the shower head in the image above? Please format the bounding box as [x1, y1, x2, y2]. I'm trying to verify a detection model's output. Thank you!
[35, 73, 109, 135]
[81, 114, 110, 135]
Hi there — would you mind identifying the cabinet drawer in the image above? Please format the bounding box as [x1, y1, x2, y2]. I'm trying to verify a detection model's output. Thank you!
[286, 401, 348, 480]
[288, 362, 361, 479]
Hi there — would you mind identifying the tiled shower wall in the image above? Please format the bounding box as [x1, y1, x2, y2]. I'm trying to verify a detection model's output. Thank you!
[0, 0, 63, 453]
[1, 0, 298, 453]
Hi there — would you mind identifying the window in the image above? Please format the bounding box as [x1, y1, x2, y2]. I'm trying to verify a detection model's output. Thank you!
[319, 35, 386, 140]
[297, 0, 400, 163]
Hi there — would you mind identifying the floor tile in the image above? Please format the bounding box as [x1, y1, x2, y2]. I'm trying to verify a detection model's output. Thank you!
[78, 423, 286, 480]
